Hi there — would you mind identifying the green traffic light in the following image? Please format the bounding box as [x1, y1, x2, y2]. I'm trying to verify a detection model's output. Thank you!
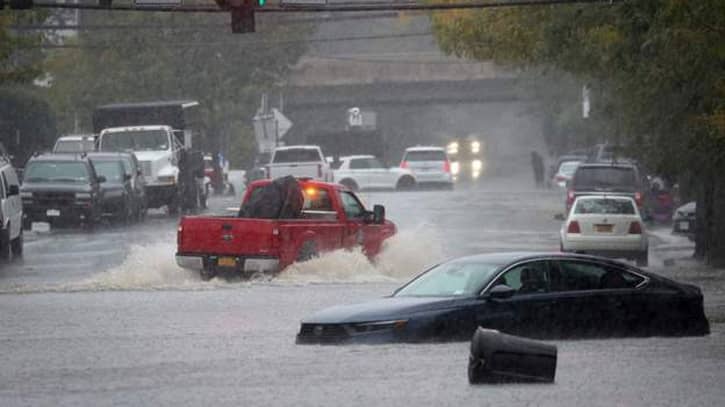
[257, 0, 265, 6]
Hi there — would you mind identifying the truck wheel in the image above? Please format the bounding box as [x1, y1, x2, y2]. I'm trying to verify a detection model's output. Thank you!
[0, 229, 12, 262]
[297, 241, 318, 262]
[200, 267, 215, 281]
[339, 179, 358, 192]
[396, 176, 416, 190]
[636, 251, 648, 267]
[11, 228, 23, 257]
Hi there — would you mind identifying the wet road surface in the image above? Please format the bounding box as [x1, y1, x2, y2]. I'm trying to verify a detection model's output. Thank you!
[1, 173, 722, 406]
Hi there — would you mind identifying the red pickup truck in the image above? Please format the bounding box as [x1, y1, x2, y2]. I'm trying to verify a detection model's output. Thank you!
[176, 179, 397, 280]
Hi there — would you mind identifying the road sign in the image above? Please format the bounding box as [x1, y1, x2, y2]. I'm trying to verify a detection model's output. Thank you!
[272, 108, 292, 140]
[348, 107, 362, 127]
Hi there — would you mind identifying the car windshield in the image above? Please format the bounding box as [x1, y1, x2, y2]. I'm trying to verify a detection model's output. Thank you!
[100, 130, 169, 152]
[404, 150, 446, 162]
[54, 139, 95, 153]
[24, 161, 89, 183]
[573, 167, 637, 189]
[92, 161, 124, 182]
[395, 262, 501, 297]
[574, 198, 636, 215]
[558, 161, 581, 176]
[273, 149, 321, 163]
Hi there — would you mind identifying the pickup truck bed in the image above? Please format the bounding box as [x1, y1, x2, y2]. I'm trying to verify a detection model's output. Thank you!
[176, 179, 396, 280]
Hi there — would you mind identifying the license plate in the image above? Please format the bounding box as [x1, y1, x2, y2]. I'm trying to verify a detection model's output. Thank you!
[679, 221, 690, 231]
[594, 224, 613, 233]
[46, 209, 60, 217]
[217, 257, 236, 267]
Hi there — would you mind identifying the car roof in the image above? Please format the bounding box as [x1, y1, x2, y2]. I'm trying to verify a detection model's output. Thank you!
[576, 162, 636, 169]
[340, 155, 375, 161]
[273, 145, 320, 151]
[572, 194, 637, 203]
[405, 146, 445, 152]
[446, 251, 644, 270]
[57, 135, 95, 141]
[29, 153, 91, 162]
[86, 152, 134, 160]
[101, 125, 170, 133]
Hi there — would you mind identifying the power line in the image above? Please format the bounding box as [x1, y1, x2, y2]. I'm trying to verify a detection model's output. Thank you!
[34, 31, 434, 49]
[31, 0, 620, 13]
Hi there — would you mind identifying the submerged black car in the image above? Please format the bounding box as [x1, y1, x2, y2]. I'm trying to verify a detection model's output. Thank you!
[297, 252, 709, 344]
[20, 153, 105, 229]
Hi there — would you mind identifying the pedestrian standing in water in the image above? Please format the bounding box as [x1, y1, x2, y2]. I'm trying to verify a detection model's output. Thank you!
[531, 151, 544, 187]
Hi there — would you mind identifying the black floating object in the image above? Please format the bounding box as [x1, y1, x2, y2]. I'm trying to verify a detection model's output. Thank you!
[468, 328, 557, 384]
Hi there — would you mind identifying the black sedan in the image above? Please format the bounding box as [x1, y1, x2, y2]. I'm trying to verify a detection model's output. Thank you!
[296, 252, 709, 344]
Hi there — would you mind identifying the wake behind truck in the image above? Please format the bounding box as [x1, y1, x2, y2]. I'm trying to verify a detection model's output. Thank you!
[93, 101, 206, 213]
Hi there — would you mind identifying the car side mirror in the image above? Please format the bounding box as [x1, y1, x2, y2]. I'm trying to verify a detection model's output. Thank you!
[8, 185, 19, 196]
[97, 176, 107, 184]
[487, 284, 516, 300]
[373, 204, 386, 224]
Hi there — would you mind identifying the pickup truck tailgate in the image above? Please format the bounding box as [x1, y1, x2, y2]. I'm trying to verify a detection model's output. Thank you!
[178, 216, 278, 256]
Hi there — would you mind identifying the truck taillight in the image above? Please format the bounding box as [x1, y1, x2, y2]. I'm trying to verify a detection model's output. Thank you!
[629, 221, 642, 234]
[177, 224, 183, 245]
[443, 160, 451, 173]
[567, 220, 581, 234]
[634, 191, 643, 207]
[400, 161, 408, 169]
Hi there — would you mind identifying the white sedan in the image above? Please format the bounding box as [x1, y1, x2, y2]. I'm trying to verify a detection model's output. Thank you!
[560, 195, 649, 266]
[333, 155, 417, 191]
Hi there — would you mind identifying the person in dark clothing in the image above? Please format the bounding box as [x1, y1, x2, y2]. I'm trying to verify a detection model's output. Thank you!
[531, 151, 545, 187]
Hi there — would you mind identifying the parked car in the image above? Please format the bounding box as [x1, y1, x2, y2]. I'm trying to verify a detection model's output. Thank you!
[20, 153, 105, 229]
[296, 252, 708, 344]
[333, 155, 416, 191]
[266, 145, 332, 181]
[52, 134, 97, 154]
[0, 156, 23, 261]
[551, 159, 582, 188]
[672, 201, 695, 240]
[176, 178, 396, 280]
[399, 146, 453, 189]
[88, 152, 143, 222]
[560, 195, 649, 266]
[566, 162, 647, 213]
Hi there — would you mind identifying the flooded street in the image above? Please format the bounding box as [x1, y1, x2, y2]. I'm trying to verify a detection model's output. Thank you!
[2, 172, 723, 406]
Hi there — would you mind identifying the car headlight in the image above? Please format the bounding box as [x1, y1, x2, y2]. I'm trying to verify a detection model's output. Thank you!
[75, 192, 92, 199]
[347, 320, 408, 334]
[471, 141, 480, 154]
[450, 161, 460, 175]
[472, 159, 482, 171]
[447, 142, 459, 155]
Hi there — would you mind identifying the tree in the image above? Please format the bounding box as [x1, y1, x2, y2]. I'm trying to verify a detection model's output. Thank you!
[45, 10, 312, 164]
[432, 0, 725, 265]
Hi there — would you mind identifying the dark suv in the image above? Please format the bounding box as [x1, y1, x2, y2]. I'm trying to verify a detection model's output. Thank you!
[20, 154, 105, 229]
[566, 163, 647, 213]
[88, 152, 145, 222]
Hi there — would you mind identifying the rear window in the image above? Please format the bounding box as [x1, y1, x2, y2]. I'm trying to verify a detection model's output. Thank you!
[273, 149, 321, 163]
[54, 139, 96, 153]
[404, 150, 447, 162]
[557, 161, 581, 176]
[574, 198, 636, 215]
[573, 167, 637, 190]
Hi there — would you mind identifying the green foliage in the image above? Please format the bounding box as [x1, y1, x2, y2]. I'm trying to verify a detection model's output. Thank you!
[1, 10, 46, 85]
[432, 0, 725, 264]
[46, 10, 311, 159]
[0, 86, 57, 165]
